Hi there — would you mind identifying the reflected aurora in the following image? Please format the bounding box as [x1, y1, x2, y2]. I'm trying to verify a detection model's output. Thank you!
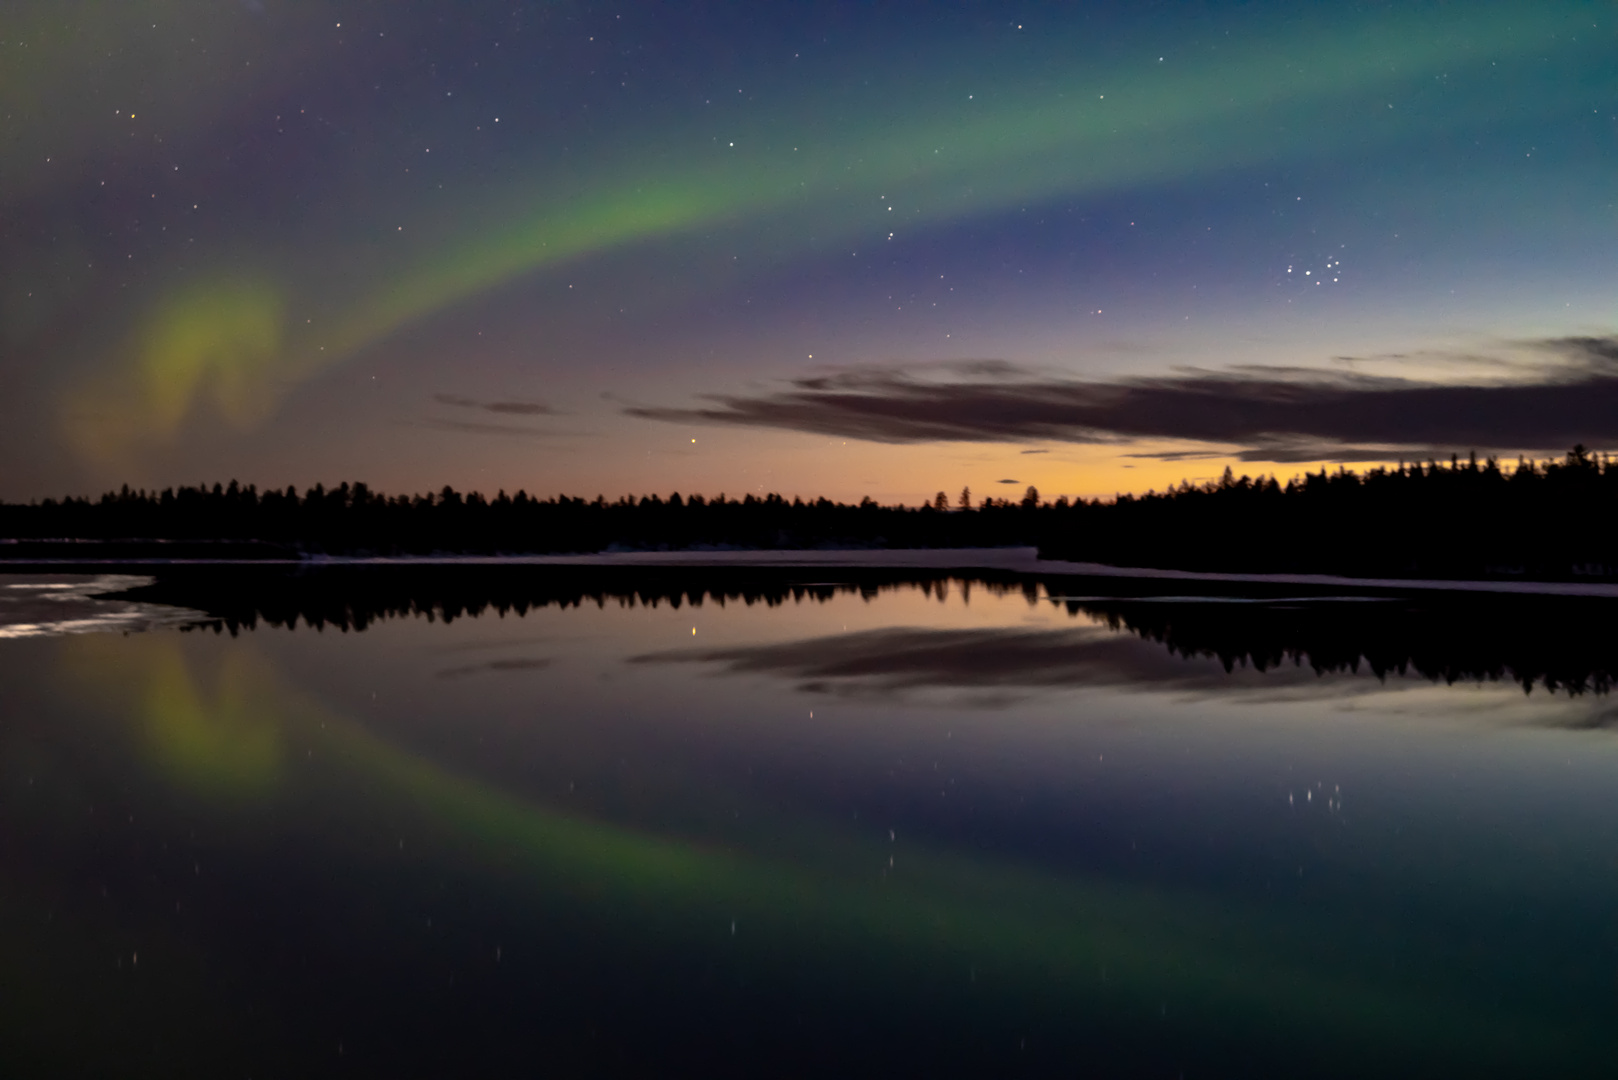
[30, 626, 1597, 1072]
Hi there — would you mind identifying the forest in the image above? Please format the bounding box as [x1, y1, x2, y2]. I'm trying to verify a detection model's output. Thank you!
[3, 446, 1616, 580]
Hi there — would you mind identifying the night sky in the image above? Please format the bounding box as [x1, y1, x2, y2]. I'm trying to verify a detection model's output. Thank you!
[3, 1, 1615, 504]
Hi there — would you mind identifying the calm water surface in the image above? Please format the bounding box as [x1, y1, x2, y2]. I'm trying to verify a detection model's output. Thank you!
[3, 568, 1617, 1077]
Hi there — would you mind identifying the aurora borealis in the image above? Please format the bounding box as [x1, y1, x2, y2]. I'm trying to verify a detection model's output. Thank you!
[3, 1, 1615, 502]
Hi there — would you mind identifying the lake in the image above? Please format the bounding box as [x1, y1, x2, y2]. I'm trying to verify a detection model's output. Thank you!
[3, 564, 1617, 1077]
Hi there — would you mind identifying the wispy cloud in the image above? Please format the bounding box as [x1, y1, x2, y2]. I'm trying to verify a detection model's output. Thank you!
[414, 418, 566, 438]
[422, 392, 576, 437]
[434, 392, 559, 416]
[626, 337, 1618, 462]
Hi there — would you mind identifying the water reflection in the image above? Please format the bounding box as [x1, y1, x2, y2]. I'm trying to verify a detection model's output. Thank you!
[2, 567, 1617, 1075]
[634, 624, 1359, 701]
[121, 564, 1618, 696]
[14, 630, 1463, 1074]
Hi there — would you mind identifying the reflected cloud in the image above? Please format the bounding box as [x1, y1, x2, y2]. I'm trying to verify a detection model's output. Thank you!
[435, 657, 552, 678]
[633, 623, 1356, 703]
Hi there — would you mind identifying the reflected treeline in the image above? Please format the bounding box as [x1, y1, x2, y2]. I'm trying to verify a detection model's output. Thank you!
[115, 566, 1618, 695]
[1071, 596, 1618, 695]
[122, 564, 995, 633]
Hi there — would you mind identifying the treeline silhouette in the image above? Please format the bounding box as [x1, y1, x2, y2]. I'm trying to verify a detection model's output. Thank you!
[0, 481, 1042, 555]
[1044, 446, 1618, 579]
[5, 446, 1618, 578]
[117, 565, 1618, 697]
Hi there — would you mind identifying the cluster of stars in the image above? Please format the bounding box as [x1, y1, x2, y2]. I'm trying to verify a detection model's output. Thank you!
[1285, 252, 1344, 285]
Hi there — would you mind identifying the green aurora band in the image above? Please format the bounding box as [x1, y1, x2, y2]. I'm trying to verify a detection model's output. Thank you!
[52, 2, 1607, 457]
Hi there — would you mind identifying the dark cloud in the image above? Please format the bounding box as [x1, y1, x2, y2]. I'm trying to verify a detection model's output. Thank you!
[1120, 449, 1227, 461]
[625, 337, 1618, 461]
[434, 393, 558, 416]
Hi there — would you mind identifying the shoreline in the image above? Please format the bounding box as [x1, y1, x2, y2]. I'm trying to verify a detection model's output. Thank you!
[4, 546, 1618, 598]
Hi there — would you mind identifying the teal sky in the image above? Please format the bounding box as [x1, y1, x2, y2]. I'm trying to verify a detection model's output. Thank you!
[3, 1, 1615, 501]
